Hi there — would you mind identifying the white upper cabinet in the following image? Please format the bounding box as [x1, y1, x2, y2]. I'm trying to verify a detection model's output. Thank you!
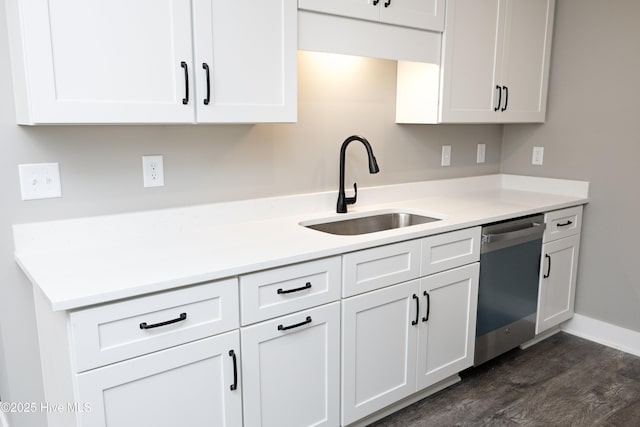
[396, 0, 555, 124]
[7, 0, 296, 124]
[298, 0, 445, 31]
[441, 0, 555, 123]
[193, 0, 297, 123]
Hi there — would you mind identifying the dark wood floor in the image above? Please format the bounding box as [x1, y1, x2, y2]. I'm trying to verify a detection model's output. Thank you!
[370, 333, 640, 426]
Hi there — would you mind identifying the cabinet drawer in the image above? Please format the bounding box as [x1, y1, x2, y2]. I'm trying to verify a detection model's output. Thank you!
[544, 206, 582, 243]
[240, 257, 341, 325]
[70, 278, 239, 372]
[343, 240, 421, 297]
[421, 227, 481, 276]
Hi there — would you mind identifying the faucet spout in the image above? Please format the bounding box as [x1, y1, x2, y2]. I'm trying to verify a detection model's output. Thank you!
[337, 135, 380, 214]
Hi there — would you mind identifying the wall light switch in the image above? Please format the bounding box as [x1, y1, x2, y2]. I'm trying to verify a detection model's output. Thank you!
[441, 145, 451, 166]
[18, 163, 62, 200]
[532, 146, 544, 165]
[142, 155, 164, 187]
[477, 144, 486, 163]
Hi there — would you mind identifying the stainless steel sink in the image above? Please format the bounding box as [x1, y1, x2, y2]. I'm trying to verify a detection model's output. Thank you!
[302, 212, 441, 236]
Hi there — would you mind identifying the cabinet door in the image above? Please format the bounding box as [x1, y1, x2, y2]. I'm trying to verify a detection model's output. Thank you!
[379, 0, 445, 31]
[498, 0, 555, 122]
[536, 235, 580, 334]
[241, 303, 340, 427]
[416, 264, 479, 390]
[341, 280, 419, 425]
[439, 0, 502, 122]
[76, 331, 242, 427]
[298, 0, 380, 23]
[16, 0, 194, 124]
[193, 0, 297, 123]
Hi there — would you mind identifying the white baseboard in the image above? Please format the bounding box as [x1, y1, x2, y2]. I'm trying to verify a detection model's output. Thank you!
[562, 314, 640, 357]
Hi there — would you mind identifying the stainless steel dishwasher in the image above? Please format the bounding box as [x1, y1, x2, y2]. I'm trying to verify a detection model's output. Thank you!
[474, 214, 546, 366]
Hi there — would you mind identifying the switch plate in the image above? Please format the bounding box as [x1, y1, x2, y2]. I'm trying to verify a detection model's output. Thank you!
[18, 163, 62, 200]
[477, 144, 486, 164]
[142, 155, 164, 187]
[441, 145, 451, 166]
[532, 146, 544, 165]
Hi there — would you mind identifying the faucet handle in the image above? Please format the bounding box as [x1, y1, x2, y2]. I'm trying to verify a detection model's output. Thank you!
[346, 182, 358, 205]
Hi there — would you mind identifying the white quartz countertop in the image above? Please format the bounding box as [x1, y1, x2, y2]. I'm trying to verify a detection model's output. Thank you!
[13, 174, 589, 311]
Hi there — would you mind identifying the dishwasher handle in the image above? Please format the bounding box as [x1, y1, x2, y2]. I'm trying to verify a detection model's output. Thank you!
[482, 221, 546, 245]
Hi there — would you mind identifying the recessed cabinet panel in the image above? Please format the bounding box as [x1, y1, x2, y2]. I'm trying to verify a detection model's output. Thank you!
[299, 0, 444, 31]
[439, 0, 502, 122]
[417, 264, 479, 389]
[499, 0, 554, 121]
[544, 206, 582, 243]
[421, 227, 481, 276]
[70, 278, 239, 372]
[193, 0, 297, 122]
[240, 256, 341, 325]
[14, 0, 194, 124]
[343, 240, 421, 297]
[536, 235, 580, 334]
[341, 281, 419, 425]
[76, 331, 242, 427]
[241, 303, 340, 427]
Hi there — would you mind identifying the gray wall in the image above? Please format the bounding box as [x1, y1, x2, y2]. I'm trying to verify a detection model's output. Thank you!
[0, 2, 502, 425]
[502, 0, 640, 332]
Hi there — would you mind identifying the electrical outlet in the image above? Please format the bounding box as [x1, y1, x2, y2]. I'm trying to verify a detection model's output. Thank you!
[477, 144, 486, 164]
[532, 147, 544, 165]
[18, 163, 62, 200]
[142, 155, 164, 187]
[441, 145, 451, 166]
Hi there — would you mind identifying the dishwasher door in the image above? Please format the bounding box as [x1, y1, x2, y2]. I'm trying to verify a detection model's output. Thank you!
[474, 215, 545, 366]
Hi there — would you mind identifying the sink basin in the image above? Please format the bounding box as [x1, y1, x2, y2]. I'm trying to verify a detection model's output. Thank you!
[302, 212, 441, 236]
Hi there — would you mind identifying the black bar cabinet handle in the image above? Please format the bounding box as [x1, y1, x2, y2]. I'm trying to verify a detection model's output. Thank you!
[501, 85, 509, 111]
[422, 291, 430, 322]
[181, 61, 189, 105]
[384, 0, 391, 7]
[373, 0, 380, 5]
[494, 85, 502, 111]
[412, 294, 419, 325]
[202, 63, 210, 105]
[139, 312, 187, 330]
[557, 220, 573, 227]
[544, 254, 551, 278]
[229, 350, 238, 391]
[277, 282, 312, 295]
[278, 316, 312, 331]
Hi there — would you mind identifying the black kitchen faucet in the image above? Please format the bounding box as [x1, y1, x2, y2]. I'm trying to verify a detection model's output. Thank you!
[337, 135, 380, 213]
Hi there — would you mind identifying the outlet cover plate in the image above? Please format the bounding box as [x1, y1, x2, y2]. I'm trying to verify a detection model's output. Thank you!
[532, 146, 544, 165]
[18, 163, 62, 200]
[142, 155, 164, 187]
[441, 145, 451, 166]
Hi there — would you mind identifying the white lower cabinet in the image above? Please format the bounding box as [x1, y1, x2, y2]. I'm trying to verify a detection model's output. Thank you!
[342, 263, 479, 425]
[536, 234, 580, 334]
[417, 263, 479, 389]
[75, 330, 242, 427]
[241, 302, 340, 427]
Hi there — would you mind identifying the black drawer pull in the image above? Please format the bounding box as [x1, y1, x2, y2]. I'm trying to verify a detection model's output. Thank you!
[202, 63, 211, 105]
[139, 312, 187, 330]
[502, 85, 509, 111]
[544, 254, 552, 278]
[412, 294, 419, 326]
[180, 61, 189, 105]
[422, 291, 430, 322]
[373, 0, 380, 4]
[494, 85, 502, 111]
[229, 350, 238, 391]
[277, 282, 312, 295]
[384, 0, 391, 7]
[557, 220, 573, 227]
[278, 316, 312, 331]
